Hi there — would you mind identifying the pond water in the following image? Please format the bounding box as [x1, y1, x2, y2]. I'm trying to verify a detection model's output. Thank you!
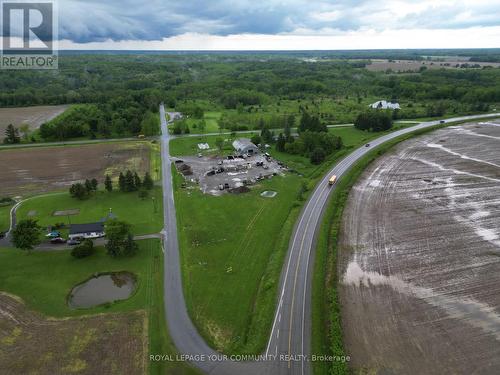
[69, 272, 136, 308]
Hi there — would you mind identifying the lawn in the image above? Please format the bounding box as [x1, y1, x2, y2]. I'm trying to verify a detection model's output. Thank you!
[184, 111, 226, 133]
[0, 204, 12, 232]
[16, 188, 163, 236]
[175, 170, 305, 354]
[170, 133, 259, 157]
[0, 240, 198, 375]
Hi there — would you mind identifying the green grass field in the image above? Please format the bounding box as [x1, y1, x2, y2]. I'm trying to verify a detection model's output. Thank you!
[174, 168, 305, 354]
[16, 188, 163, 236]
[0, 240, 198, 375]
[0, 204, 12, 232]
[184, 111, 225, 133]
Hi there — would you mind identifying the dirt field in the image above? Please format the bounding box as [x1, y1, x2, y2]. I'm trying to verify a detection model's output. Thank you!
[338, 122, 500, 374]
[0, 142, 151, 197]
[366, 59, 500, 72]
[0, 105, 69, 140]
[0, 293, 146, 375]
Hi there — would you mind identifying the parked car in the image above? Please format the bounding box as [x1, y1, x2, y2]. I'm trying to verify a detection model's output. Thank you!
[217, 160, 223, 165]
[50, 237, 67, 244]
[365, 143, 370, 147]
[46, 231, 61, 238]
[174, 159, 184, 164]
[197, 153, 202, 158]
[227, 155, 234, 160]
[67, 239, 81, 246]
[256, 161, 264, 167]
[206, 170, 216, 176]
[224, 183, 230, 189]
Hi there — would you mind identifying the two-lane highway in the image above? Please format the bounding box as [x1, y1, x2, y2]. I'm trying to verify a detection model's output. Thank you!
[159, 104, 499, 375]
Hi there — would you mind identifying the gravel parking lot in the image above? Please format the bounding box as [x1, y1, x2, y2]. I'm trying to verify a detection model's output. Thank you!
[339, 122, 500, 374]
[174, 154, 285, 195]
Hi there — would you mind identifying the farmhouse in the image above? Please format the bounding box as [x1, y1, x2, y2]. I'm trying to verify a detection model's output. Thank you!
[370, 100, 401, 110]
[232, 138, 259, 155]
[69, 222, 105, 240]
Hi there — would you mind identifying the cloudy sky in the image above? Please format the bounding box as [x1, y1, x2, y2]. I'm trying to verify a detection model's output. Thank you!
[56, 0, 500, 50]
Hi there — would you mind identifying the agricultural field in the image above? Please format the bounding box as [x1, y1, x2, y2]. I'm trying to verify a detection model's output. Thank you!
[0, 240, 198, 375]
[0, 105, 69, 141]
[16, 188, 163, 236]
[0, 292, 146, 375]
[0, 142, 152, 197]
[366, 59, 500, 72]
[338, 122, 500, 373]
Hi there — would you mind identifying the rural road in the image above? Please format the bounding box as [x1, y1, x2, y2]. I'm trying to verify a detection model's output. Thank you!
[160, 108, 500, 375]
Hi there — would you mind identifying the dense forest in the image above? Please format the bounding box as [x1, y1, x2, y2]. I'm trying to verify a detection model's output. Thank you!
[1, 50, 499, 140]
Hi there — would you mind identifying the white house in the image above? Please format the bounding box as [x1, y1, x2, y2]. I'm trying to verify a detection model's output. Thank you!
[370, 100, 401, 110]
[69, 223, 105, 240]
[232, 138, 259, 155]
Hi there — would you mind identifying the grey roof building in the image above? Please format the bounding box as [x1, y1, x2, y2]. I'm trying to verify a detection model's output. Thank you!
[232, 138, 259, 155]
[69, 222, 105, 239]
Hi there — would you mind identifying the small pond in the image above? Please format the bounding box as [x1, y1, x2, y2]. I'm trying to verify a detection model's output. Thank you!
[69, 272, 136, 309]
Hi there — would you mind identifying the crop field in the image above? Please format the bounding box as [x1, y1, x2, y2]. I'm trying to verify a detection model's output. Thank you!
[0, 142, 151, 197]
[338, 122, 500, 374]
[0, 105, 69, 141]
[366, 59, 500, 72]
[0, 292, 146, 375]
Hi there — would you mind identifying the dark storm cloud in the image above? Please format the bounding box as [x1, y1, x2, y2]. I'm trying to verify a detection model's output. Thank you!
[58, 0, 500, 43]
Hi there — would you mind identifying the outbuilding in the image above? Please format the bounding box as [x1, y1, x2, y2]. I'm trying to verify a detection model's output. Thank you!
[232, 138, 259, 155]
[370, 100, 400, 110]
[69, 222, 105, 240]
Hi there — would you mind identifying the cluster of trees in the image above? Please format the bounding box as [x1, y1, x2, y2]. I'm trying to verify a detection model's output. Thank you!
[297, 111, 327, 133]
[2, 53, 499, 141]
[274, 111, 343, 164]
[105, 220, 138, 257]
[118, 170, 154, 194]
[354, 110, 393, 132]
[280, 131, 343, 164]
[3, 124, 21, 144]
[69, 171, 153, 200]
[172, 119, 191, 135]
[69, 178, 99, 200]
[71, 239, 95, 258]
[11, 219, 41, 252]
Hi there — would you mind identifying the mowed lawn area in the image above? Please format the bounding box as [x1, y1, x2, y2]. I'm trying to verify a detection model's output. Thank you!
[0, 204, 12, 232]
[0, 240, 198, 375]
[174, 170, 304, 354]
[182, 111, 225, 133]
[16, 188, 163, 235]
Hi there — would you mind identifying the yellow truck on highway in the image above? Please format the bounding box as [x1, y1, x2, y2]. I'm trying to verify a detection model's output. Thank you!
[329, 175, 337, 186]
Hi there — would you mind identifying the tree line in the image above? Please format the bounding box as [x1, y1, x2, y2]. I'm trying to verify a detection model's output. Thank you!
[69, 171, 154, 200]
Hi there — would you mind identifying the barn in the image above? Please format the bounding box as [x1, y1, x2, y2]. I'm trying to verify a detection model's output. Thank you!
[232, 138, 259, 155]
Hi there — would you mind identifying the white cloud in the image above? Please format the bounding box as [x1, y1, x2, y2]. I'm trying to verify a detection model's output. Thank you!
[59, 26, 500, 50]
